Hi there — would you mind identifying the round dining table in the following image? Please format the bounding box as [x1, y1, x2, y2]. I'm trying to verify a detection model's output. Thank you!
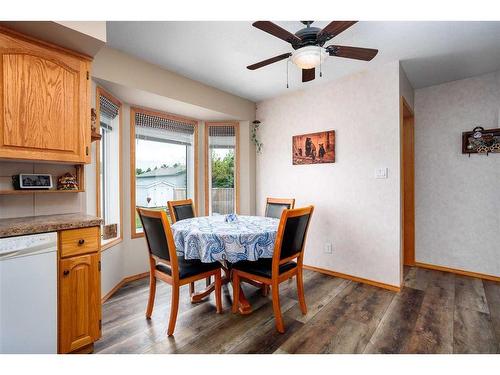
[171, 215, 280, 314]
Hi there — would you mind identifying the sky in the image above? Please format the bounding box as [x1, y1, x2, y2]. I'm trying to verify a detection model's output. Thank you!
[136, 139, 186, 170]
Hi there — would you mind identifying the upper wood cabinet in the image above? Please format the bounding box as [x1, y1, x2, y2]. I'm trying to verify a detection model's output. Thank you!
[0, 28, 91, 163]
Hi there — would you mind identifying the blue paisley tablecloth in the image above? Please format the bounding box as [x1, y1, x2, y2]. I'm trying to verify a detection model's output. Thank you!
[171, 215, 279, 263]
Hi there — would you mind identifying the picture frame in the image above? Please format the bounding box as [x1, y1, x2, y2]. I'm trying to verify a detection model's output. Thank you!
[292, 130, 335, 165]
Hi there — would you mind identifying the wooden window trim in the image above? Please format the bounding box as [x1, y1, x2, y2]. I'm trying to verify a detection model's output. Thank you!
[204, 121, 240, 216]
[130, 106, 199, 239]
[96, 86, 123, 251]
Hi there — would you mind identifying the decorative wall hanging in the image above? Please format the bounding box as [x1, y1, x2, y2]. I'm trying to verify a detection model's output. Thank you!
[462, 126, 500, 156]
[251, 120, 263, 153]
[293, 130, 335, 165]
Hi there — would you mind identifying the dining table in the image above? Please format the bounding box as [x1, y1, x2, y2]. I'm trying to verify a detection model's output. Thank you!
[171, 214, 280, 314]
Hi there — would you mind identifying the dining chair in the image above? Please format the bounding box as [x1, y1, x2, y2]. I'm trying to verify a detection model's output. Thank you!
[265, 197, 296, 219]
[167, 198, 211, 294]
[137, 207, 222, 336]
[167, 198, 196, 223]
[231, 205, 314, 333]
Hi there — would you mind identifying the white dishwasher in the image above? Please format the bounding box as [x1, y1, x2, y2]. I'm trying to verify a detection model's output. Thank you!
[0, 232, 57, 354]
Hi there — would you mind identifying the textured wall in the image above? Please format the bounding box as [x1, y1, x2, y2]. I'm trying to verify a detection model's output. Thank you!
[256, 62, 402, 287]
[414, 71, 500, 276]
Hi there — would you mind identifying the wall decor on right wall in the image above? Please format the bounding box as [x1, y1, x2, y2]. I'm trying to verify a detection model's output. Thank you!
[292, 130, 335, 165]
[462, 126, 500, 156]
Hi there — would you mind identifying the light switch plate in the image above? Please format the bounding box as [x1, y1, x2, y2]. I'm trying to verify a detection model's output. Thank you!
[324, 243, 333, 254]
[375, 167, 388, 179]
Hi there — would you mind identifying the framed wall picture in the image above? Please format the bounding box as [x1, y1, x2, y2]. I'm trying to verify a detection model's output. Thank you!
[292, 130, 335, 165]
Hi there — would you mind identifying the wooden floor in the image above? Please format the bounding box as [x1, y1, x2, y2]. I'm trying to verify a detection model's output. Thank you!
[94, 266, 500, 354]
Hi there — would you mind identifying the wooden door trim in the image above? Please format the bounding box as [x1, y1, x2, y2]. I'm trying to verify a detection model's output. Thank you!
[400, 96, 415, 272]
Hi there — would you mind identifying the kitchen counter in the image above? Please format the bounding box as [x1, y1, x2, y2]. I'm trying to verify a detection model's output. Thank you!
[0, 213, 103, 238]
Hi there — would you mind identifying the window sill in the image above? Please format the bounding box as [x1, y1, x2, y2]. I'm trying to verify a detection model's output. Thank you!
[101, 237, 123, 252]
[131, 232, 144, 239]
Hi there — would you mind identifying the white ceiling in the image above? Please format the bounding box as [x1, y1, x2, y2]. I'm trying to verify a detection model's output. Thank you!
[106, 21, 500, 102]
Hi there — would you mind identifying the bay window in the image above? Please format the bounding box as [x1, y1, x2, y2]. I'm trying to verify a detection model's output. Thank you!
[204, 122, 239, 215]
[131, 108, 198, 237]
[96, 88, 122, 248]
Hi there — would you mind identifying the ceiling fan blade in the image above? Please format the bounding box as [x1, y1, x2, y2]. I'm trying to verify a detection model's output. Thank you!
[247, 52, 292, 70]
[302, 68, 315, 82]
[252, 21, 302, 45]
[317, 21, 357, 43]
[326, 45, 378, 61]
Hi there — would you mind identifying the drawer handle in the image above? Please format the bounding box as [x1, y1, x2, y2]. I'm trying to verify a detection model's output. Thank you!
[78, 239, 85, 245]
[63, 270, 70, 276]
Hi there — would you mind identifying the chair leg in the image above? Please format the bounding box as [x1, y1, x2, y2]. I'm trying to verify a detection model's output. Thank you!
[232, 271, 240, 314]
[206, 276, 211, 287]
[271, 282, 285, 333]
[146, 273, 156, 319]
[296, 269, 307, 315]
[215, 270, 222, 313]
[189, 282, 195, 296]
[167, 285, 180, 336]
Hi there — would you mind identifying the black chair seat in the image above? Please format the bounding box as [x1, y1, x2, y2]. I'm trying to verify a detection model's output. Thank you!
[232, 258, 297, 279]
[156, 257, 221, 280]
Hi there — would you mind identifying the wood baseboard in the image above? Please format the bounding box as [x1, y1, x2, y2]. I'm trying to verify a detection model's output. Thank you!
[303, 265, 401, 292]
[101, 272, 149, 303]
[415, 262, 500, 283]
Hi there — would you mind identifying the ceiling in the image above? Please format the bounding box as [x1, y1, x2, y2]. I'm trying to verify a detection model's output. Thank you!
[106, 21, 500, 102]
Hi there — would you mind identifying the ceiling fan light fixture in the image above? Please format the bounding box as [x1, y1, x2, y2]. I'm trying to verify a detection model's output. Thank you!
[291, 46, 326, 70]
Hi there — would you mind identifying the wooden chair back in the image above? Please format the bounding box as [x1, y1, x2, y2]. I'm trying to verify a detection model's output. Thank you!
[272, 206, 314, 271]
[136, 207, 179, 276]
[167, 199, 196, 223]
[265, 197, 296, 219]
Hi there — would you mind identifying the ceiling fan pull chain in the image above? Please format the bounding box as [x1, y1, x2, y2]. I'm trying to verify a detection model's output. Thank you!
[319, 46, 323, 77]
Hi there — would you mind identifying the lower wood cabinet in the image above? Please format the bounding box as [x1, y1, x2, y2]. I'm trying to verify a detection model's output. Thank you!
[58, 230, 101, 354]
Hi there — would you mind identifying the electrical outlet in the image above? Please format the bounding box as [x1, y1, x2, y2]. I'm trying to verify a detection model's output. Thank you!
[375, 167, 388, 179]
[324, 243, 333, 254]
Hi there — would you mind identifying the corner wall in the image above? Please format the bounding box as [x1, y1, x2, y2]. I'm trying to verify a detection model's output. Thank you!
[414, 71, 500, 277]
[256, 61, 402, 287]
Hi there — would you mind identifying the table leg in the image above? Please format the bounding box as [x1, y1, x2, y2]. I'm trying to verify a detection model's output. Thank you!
[237, 288, 252, 315]
[190, 282, 216, 303]
[189, 263, 253, 314]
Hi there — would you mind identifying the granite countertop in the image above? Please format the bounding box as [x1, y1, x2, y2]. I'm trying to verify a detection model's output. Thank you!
[0, 213, 103, 238]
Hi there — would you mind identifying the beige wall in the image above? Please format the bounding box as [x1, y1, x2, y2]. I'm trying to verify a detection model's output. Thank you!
[256, 61, 402, 287]
[93, 47, 256, 121]
[414, 71, 500, 277]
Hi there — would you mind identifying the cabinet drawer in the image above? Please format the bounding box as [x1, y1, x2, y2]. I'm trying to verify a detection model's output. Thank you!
[59, 227, 99, 258]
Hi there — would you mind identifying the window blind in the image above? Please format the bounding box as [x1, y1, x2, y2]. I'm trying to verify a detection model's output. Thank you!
[135, 112, 195, 135]
[209, 125, 236, 149]
[209, 125, 235, 137]
[99, 95, 119, 120]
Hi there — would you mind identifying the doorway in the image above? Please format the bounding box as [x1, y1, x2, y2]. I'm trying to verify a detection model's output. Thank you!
[401, 97, 415, 266]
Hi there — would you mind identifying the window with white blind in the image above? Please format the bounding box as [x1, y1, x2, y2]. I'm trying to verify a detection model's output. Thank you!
[205, 122, 239, 215]
[96, 88, 122, 248]
[131, 108, 198, 237]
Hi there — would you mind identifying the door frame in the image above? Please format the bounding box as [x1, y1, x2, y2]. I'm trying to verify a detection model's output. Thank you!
[400, 96, 415, 276]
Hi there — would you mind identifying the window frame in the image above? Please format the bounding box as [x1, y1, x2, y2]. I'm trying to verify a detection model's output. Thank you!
[130, 107, 199, 239]
[95, 86, 123, 251]
[204, 121, 240, 216]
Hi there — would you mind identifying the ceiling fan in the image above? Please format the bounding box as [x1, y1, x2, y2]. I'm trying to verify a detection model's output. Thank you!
[247, 21, 378, 83]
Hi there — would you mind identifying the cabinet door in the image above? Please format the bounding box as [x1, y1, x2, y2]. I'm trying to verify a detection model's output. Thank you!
[0, 30, 91, 163]
[59, 253, 101, 353]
